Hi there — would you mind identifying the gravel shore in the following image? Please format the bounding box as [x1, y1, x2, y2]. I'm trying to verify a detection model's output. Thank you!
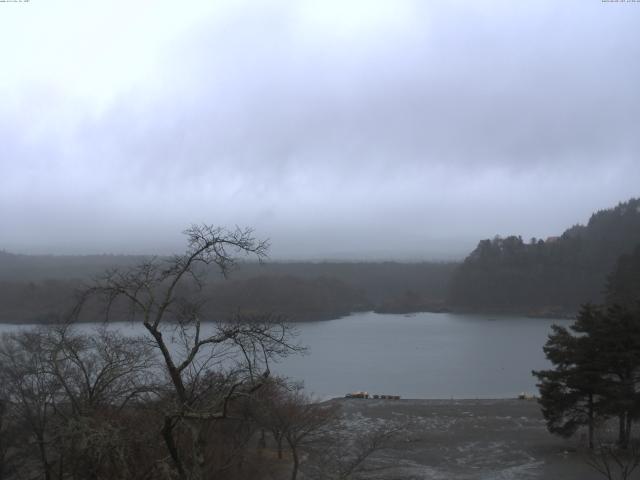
[332, 398, 603, 480]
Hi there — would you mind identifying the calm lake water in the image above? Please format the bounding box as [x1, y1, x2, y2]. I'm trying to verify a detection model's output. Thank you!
[0, 311, 570, 399]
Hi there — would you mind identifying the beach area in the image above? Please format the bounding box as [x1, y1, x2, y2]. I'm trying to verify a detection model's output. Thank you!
[325, 398, 603, 480]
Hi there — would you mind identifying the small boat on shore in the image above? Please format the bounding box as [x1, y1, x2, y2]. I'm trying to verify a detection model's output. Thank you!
[345, 391, 369, 398]
[345, 391, 401, 400]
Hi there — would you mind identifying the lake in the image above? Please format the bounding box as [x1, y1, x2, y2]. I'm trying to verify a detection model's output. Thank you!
[0, 311, 570, 399]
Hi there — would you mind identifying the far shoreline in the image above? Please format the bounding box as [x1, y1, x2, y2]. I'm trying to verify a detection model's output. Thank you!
[0, 308, 575, 325]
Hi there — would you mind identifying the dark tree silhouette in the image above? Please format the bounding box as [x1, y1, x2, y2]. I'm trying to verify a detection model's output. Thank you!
[534, 302, 640, 449]
[533, 304, 605, 449]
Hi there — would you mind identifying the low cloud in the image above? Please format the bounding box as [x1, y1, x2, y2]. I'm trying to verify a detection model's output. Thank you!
[1, 0, 638, 258]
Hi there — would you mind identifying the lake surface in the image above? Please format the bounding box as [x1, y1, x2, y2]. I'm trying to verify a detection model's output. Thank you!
[0, 312, 570, 399]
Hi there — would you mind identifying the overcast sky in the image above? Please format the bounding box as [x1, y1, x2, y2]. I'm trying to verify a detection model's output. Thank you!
[1, 0, 638, 260]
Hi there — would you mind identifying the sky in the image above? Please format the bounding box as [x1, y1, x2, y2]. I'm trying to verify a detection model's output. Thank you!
[1, 0, 639, 260]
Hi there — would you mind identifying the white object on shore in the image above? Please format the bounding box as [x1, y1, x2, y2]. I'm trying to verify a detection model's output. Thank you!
[518, 392, 536, 400]
[345, 391, 401, 400]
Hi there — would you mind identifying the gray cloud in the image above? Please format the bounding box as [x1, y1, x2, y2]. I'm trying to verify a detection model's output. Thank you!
[1, 0, 639, 259]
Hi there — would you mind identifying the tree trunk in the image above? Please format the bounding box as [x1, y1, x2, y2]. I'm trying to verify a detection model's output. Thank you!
[162, 417, 186, 479]
[619, 412, 631, 449]
[188, 421, 208, 480]
[290, 445, 299, 480]
[277, 436, 283, 459]
[58, 452, 65, 480]
[37, 435, 51, 480]
[588, 393, 594, 449]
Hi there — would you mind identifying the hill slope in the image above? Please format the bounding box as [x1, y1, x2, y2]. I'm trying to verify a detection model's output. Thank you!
[448, 198, 640, 315]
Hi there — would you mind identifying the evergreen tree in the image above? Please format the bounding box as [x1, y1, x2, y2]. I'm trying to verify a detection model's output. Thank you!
[585, 304, 640, 448]
[606, 244, 640, 310]
[450, 198, 640, 313]
[534, 303, 640, 448]
[533, 304, 605, 449]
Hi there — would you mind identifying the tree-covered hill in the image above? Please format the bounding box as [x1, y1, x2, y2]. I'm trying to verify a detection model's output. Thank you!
[448, 198, 640, 315]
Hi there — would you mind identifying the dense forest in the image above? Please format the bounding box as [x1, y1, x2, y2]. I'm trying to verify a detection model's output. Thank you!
[0, 253, 456, 323]
[448, 198, 640, 315]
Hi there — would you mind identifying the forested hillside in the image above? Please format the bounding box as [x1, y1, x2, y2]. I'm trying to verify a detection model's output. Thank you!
[448, 198, 640, 315]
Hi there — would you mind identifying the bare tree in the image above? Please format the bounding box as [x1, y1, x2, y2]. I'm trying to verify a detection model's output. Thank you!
[301, 421, 401, 480]
[586, 440, 640, 480]
[0, 326, 166, 480]
[44, 325, 158, 414]
[0, 381, 20, 480]
[282, 389, 339, 480]
[76, 224, 303, 480]
[0, 330, 60, 480]
[45, 326, 161, 480]
[252, 379, 339, 480]
[251, 377, 291, 459]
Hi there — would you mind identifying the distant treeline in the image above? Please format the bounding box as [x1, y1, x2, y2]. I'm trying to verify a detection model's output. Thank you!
[3, 197, 640, 322]
[0, 251, 145, 282]
[0, 254, 457, 323]
[448, 198, 640, 315]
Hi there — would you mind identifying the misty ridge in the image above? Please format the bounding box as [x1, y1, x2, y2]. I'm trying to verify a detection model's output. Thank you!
[1, 197, 639, 325]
